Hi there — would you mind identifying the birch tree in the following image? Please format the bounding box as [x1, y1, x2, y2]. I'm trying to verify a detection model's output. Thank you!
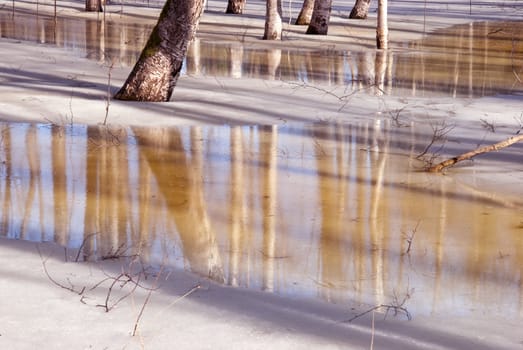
[226, 0, 246, 14]
[295, 0, 314, 25]
[349, 0, 371, 19]
[85, 0, 103, 12]
[263, 0, 282, 40]
[376, 0, 388, 49]
[114, 0, 204, 101]
[306, 0, 332, 35]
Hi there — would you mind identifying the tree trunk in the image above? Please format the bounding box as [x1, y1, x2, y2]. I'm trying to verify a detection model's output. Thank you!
[306, 0, 332, 35]
[85, 0, 103, 12]
[349, 0, 371, 19]
[376, 0, 388, 49]
[295, 0, 314, 25]
[226, 0, 246, 14]
[263, 0, 282, 40]
[114, 0, 204, 102]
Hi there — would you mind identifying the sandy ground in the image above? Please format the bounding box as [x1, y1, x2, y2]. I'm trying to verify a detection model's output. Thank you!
[1, 0, 523, 349]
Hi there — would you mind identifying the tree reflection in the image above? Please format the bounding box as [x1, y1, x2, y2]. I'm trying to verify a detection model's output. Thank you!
[133, 126, 225, 283]
[0, 122, 521, 318]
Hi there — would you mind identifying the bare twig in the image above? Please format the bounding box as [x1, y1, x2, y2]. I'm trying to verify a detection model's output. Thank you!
[416, 121, 455, 160]
[132, 265, 165, 336]
[402, 221, 420, 256]
[96, 271, 141, 312]
[285, 81, 367, 111]
[342, 287, 414, 323]
[37, 244, 85, 295]
[75, 232, 99, 262]
[480, 118, 495, 133]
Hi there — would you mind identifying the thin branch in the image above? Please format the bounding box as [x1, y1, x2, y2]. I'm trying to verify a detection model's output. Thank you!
[416, 121, 454, 160]
[74, 232, 98, 262]
[402, 221, 420, 256]
[37, 245, 85, 295]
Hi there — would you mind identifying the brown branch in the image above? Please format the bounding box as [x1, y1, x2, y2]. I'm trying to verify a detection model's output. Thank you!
[37, 245, 85, 295]
[428, 134, 523, 173]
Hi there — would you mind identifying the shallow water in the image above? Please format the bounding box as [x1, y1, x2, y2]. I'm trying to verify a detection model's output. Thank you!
[1, 121, 522, 319]
[1, 10, 523, 97]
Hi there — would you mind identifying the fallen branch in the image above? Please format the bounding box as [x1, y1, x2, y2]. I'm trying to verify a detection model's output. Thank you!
[428, 134, 523, 173]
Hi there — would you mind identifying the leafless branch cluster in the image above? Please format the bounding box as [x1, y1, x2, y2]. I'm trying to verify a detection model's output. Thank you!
[286, 80, 369, 111]
[415, 121, 455, 167]
[37, 242, 166, 336]
[342, 286, 414, 323]
[480, 118, 496, 133]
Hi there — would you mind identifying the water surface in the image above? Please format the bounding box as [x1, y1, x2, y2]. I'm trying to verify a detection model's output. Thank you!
[1, 121, 522, 319]
[1, 11, 522, 97]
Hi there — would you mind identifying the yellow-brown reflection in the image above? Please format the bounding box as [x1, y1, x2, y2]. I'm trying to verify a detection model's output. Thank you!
[0, 11, 151, 66]
[133, 126, 225, 282]
[0, 122, 522, 319]
[259, 125, 278, 292]
[82, 126, 131, 260]
[3, 8, 521, 97]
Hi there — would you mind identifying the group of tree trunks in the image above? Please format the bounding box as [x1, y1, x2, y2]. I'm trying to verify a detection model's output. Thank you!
[111, 0, 519, 171]
[115, 0, 376, 102]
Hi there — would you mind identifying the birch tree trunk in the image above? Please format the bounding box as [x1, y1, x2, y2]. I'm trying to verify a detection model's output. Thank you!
[306, 0, 332, 35]
[263, 0, 282, 40]
[349, 0, 371, 19]
[114, 0, 204, 102]
[376, 0, 388, 49]
[85, 0, 103, 12]
[226, 0, 246, 14]
[295, 0, 314, 25]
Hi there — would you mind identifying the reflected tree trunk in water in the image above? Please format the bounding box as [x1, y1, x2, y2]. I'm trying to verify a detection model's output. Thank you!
[228, 127, 246, 286]
[260, 126, 278, 292]
[134, 127, 224, 282]
[83, 126, 101, 261]
[52, 125, 68, 246]
[226, 0, 246, 14]
[452, 29, 465, 98]
[265, 49, 281, 80]
[295, 0, 314, 25]
[369, 120, 389, 307]
[230, 43, 244, 78]
[81, 126, 130, 259]
[85, 20, 105, 62]
[263, 0, 282, 40]
[306, 0, 332, 35]
[374, 50, 387, 95]
[186, 38, 201, 75]
[115, 0, 204, 101]
[430, 180, 448, 312]
[315, 124, 348, 301]
[349, 0, 371, 19]
[355, 51, 373, 88]
[137, 153, 153, 262]
[0, 127, 12, 237]
[468, 22, 474, 98]
[20, 126, 39, 239]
